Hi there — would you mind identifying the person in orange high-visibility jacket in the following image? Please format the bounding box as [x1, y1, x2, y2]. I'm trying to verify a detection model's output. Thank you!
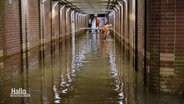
[102, 24, 112, 39]
[96, 17, 100, 29]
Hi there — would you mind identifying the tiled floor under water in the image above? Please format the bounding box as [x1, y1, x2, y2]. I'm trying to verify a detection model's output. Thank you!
[0, 32, 183, 104]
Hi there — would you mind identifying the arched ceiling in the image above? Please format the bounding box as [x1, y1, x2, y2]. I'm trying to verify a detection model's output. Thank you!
[58, 0, 116, 14]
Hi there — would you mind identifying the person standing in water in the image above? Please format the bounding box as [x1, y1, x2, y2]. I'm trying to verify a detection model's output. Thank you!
[102, 24, 112, 39]
[96, 17, 100, 29]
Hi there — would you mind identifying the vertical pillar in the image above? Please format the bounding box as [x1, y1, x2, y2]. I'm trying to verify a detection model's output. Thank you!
[118, 1, 124, 40]
[123, 0, 128, 44]
[66, 7, 71, 37]
[21, 0, 29, 69]
[51, 1, 59, 41]
[75, 12, 79, 32]
[137, 0, 145, 83]
[0, 0, 4, 72]
[59, 5, 65, 39]
[146, 0, 161, 92]
[62, 6, 66, 38]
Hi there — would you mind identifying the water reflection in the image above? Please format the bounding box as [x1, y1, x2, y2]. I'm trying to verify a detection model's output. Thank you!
[0, 32, 183, 104]
[109, 42, 124, 104]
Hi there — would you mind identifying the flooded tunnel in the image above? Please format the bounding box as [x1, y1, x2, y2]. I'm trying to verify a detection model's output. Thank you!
[0, 0, 184, 104]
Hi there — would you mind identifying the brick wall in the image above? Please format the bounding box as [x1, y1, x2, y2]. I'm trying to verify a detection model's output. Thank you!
[3, 53, 22, 81]
[0, 0, 89, 84]
[0, 0, 22, 83]
[146, 0, 161, 92]
[137, 0, 145, 64]
[27, 0, 40, 49]
[27, 0, 40, 67]
[146, 0, 151, 87]
[108, 0, 184, 94]
[0, 0, 4, 51]
[159, 0, 175, 93]
[4, 0, 21, 56]
[160, 0, 184, 94]
[137, 0, 145, 83]
[0, 0, 4, 84]
[147, 0, 184, 94]
[173, 0, 184, 94]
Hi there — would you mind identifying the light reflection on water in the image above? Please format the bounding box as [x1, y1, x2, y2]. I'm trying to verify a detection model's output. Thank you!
[109, 40, 124, 104]
[0, 32, 183, 104]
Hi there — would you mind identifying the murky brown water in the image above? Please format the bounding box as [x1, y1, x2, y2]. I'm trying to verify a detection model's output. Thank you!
[0, 32, 183, 104]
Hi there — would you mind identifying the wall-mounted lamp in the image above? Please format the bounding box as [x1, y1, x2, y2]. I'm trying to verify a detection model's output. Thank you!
[8, 0, 13, 5]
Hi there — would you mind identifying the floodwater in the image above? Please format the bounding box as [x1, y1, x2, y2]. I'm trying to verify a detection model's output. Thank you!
[0, 32, 183, 104]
